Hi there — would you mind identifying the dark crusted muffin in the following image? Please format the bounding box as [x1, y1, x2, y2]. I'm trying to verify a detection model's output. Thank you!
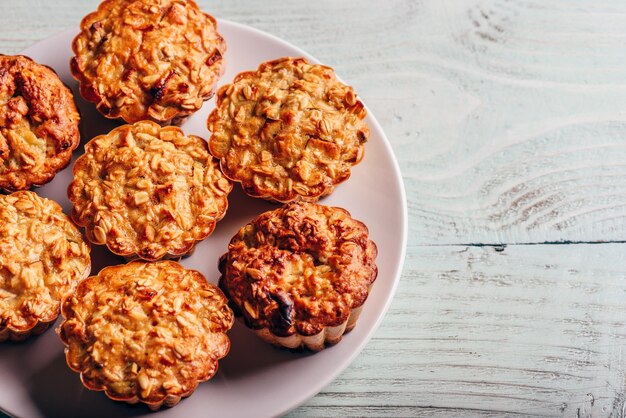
[58, 261, 234, 410]
[0, 191, 91, 342]
[71, 0, 226, 125]
[219, 201, 378, 351]
[68, 120, 232, 261]
[207, 57, 369, 203]
[0, 55, 80, 192]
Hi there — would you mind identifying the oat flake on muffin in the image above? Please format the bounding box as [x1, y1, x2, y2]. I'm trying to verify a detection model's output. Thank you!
[0, 55, 80, 192]
[68, 120, 232, 261]
[207, 57, 369, 203]
[71, 0, 226, 125]
[219, 201, 377, 351]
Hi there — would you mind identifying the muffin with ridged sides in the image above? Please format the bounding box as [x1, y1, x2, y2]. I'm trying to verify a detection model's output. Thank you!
[0, 54, 80, 192]
[58, 261, 233, 410]
[0, 191, 91, 342]
[219, 201, 377, 351]
[71, 0, 226, 125]
[208, 57, 369, 203]
[68, 120, 232, 261]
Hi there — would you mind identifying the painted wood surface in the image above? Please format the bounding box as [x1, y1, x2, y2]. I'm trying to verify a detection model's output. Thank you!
[2, 0, 626, 416]
[290, 244, 626, 417]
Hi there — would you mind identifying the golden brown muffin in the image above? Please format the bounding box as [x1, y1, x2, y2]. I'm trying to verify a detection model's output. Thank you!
[68, 121, 232, 261]
[0, 55, 80, 192]
[0, 191, 91, 342]
[207, 57, 370, 203]
[58, 261, 233, 410]
[71, 0, 226, 125]
[218, 201, 377, 351]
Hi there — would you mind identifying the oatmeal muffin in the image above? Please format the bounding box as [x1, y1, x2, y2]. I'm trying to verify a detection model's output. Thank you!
[71, 0, 226, 125]
[207, 57, 369, 203]
[0, 191, 91, 342]
[219, 201, 377, 351]
[69, 121, 232, 261]
[0, 55, 80, 192]
[58, 261, 233, 410]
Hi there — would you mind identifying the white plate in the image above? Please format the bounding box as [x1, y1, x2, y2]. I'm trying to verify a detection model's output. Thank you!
[0, 19, 407, 418]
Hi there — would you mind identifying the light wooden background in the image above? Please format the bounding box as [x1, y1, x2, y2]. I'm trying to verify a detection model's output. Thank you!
[3, 0, 626, 416]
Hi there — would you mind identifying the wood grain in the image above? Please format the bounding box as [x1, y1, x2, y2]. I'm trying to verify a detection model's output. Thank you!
[289, 244, 626, 417]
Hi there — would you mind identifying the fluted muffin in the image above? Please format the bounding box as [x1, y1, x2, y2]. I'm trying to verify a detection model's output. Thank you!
[207, 57, 370, 203]
[58, 261, 234, 410]
[68, 120, 232, 261]
[71, 0, 226, 125]
[0, 191, 91, 342]
[219, 201, 378, 351]
[0, 54, 80, 192]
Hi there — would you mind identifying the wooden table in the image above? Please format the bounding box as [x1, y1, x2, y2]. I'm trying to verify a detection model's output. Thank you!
[3, 1, 626, 416]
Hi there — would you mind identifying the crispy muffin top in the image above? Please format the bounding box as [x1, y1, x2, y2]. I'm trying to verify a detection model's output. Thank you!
[68, 121, 232, 261]
[0, 191, 90, 335]
[219, 201, 377, 337]
[0, 55, 80, 192]
[207, 57, 369, 203]
[59, 261, 233, 407]
[71, 0, 226, 125]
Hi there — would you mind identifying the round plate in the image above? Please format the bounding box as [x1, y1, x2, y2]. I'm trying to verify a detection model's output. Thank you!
[0, 19, 407, 418]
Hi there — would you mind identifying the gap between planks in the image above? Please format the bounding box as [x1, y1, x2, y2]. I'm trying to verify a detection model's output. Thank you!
[415, 240, 626, 248]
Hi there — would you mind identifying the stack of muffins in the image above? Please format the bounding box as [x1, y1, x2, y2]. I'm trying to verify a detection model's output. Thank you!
[0, 0, 378, 411]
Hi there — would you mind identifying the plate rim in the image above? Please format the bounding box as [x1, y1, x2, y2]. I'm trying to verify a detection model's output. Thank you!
[219, 20, 408, 416]
[12, 18, 409, 418]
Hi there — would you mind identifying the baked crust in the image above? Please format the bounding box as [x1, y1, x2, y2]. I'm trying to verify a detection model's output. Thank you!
[0, 55, 80, 192]
[0, 191, 91, 342]
[71, 0, 226, 125]
[207, 57, 369, 203]
[68, 120, 232, 261]
[58, 261, 233, 410]
[219, 201, 377, 351]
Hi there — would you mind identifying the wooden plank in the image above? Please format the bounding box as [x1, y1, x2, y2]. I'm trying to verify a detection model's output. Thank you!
[291, 244, 626, 417]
